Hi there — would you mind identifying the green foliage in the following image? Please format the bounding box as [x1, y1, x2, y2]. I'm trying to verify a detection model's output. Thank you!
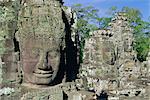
[72, 4, 99, 38]
[107, 6, 118, 15]
[96, 17, 111, 29]
[134, 37, 149, 61]
[72, 4, 99, 62]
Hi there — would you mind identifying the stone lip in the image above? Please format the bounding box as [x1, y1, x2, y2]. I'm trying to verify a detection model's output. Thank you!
[33, 73, 53, 78]
[33, 69, 54, 78]
[34, 69, 54, 74]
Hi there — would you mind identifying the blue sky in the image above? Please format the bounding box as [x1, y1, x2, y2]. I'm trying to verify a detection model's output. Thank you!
[64, 0, 150, 21]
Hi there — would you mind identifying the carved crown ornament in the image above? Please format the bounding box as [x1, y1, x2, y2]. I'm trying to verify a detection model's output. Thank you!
[17, 0, 66, 46]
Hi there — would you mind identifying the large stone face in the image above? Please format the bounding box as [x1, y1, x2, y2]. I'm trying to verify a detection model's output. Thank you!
[17, 0, 66, 85]
[0, 0, 79, 99]
[19, 36, 61, 85]
[15, 0, 79, 85]
[0, 0, 68, 87]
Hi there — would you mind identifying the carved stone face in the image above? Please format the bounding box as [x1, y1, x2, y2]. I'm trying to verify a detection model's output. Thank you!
[18, 0, 66, 85]
[102, 41, 115, 65]
[21, 37, 60, 85]
[124, 38, 132, 52]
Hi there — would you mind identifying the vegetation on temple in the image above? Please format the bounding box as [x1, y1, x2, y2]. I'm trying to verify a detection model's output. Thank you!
[72, 4, 150, 62]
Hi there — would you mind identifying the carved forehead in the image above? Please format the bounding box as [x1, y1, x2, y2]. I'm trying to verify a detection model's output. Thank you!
[19, 34, 61, 48]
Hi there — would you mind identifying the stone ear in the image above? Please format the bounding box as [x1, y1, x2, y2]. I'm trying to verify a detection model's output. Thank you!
[15, 31, 19, 42]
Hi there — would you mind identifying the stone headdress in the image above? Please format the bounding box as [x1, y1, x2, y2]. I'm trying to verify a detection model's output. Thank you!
[17, 0, 66, 49]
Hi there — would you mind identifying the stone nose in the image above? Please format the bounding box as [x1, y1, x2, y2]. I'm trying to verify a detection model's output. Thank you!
[36, 52, 52, 71]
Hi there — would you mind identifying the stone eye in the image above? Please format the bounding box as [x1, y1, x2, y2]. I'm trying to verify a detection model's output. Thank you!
[48, 52, 57, 58]
[32, 49, 40, 57]
[47, 50, 59, 59]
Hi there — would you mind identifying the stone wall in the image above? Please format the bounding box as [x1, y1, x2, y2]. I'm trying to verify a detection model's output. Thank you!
[78, 12, 150, 99]
[0, 0, 20, 87]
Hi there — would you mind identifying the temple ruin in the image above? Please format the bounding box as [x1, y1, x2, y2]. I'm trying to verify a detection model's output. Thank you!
[0, 0, 149, 100]
[78, 12, 150, 100]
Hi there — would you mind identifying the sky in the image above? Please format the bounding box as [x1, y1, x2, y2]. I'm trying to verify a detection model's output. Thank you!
[64, 0, 150, 21]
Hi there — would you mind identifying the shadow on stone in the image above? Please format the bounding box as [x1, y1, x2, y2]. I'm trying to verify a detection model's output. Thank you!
[97, 90, 108, 100]
[62, 10, 79, 82]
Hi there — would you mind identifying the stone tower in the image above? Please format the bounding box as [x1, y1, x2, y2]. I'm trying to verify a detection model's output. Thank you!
[78, 12, 146, 98]
[109, 12, 136, 64]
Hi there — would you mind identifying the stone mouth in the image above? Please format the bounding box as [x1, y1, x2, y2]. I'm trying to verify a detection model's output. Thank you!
[33, 69, 54, 78]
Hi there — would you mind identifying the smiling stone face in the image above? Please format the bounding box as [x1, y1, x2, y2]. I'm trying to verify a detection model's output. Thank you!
[17, 0, 66, 85]
[20, 36, 61, 85]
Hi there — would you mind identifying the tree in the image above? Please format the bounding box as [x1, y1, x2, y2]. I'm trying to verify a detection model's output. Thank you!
[72, 4, 99, 38]
[71, 4, 99, 62]
[134, 36, 149, 61]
